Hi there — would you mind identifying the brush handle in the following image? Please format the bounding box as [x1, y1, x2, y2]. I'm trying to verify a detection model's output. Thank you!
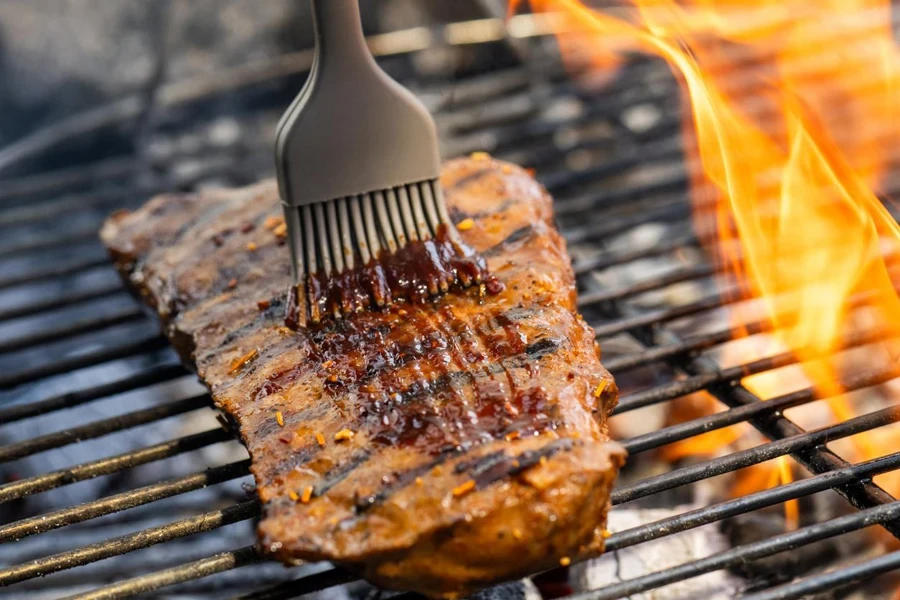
[309, 0, 372, 69]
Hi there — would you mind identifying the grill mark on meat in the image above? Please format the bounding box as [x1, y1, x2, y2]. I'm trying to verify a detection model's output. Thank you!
[454, 450, 507, 475]
[255, 442, 320, 483]
[251, 303, 538, 405]
[353, 440, 576, 518]
[253, 401, 329, 441]
[253, 317, 571, 482]
[508, 438, 576, 475]
[316, 449, 373, 496]
[261, 335, 567, 481]
[354, 447, 467, 513]
[358, 355, 564, 451]
[446, 167, 493, 192]
[483, 225, 536, 257]
[451, 198, 518, 223]
[525, 338, 562, 359]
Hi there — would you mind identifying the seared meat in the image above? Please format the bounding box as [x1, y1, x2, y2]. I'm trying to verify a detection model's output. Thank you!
[101, 156, 625, 598]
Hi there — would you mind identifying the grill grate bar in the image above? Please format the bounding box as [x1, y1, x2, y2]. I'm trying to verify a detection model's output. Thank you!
[0, 306, 144, 354]
[0, 256, 112, 291]
[577, 263, 715, 308]
[606, 451, 900, 552]
[615, 353, 795, 414]
[627, 307, 900, 537]
[60, 545, 264, 600]
[593, 292, 724, 339]
[0, 428, 232, 502]
[0, 362, 186, 422]
[0, 282, 124, 323]
[578, 501, 900, 600]
[0, 230, 100, 259]
[0, 334, 168, 390]
[740, 550, 900, 600]
[0, 459, 250, 543]
[620, 363, 900, 455]
[614, 324, 898, 414]
[611, 403, 900, 505]
[0, 394, 210, 463]
[572, 235, 698, 277]
[231, 567, 359, 600]
[0, 158, 136, 203]
[602, 322, 753, 373]
[0, 501, 260, 587]
[0, 189, 129, 228]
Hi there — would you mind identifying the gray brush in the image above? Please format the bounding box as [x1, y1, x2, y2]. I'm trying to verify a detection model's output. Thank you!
[276, 0, 469, 324]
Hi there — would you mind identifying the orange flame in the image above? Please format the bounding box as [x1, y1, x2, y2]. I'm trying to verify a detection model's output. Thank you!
[516, 0, 900, 527]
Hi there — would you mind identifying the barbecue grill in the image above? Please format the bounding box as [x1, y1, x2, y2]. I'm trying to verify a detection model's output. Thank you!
[2, 8, 900, 599]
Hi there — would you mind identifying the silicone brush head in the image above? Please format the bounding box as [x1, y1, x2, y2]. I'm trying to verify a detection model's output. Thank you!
[275, 0, 485, 326]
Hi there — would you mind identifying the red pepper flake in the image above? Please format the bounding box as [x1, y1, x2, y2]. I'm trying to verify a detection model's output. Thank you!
[457, 218, 475, 231]
[504, 401, 519, 416]
[278, 434, 292, 444]
[334, 429, 355, 442]
[264, 216, 281, 230]
[288, 490, 299, 502]
[241, 222, 255, 233]
[300, 486, 314, 503]
[246, 242, 258, 252]
[227, 278, 238, 290]
[453, 480, 476, 497]
[275, 411, 284, 427]
[273, 222, 287, 239]
[504, 431, 521, 441]
[526, 167, 537, 177]
[559, 557, 571, 567]
[257, 299, 271, 311]
[593, 380, 608, 398]
[229, 348, 259, 374]
[315, 433, 326, 447]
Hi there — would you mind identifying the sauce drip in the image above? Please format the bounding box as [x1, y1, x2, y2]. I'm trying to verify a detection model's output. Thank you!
[285, 224, 502, 328]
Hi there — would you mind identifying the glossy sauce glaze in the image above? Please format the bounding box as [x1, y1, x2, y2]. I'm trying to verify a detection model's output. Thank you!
[285, 225, 503, 328]
[259, 300, 565, 456]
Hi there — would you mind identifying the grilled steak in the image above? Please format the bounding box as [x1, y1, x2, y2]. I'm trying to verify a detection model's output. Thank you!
[101, 155, 625, 598]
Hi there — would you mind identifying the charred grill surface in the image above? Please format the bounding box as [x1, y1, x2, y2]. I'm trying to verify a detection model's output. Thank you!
[100, 156, 625, 598]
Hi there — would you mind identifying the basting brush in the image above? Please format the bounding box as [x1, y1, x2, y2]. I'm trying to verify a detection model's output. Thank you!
[276, 0, 485, 327]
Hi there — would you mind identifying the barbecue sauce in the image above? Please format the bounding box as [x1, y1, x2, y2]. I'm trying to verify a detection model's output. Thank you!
[285, 224, 502, 329]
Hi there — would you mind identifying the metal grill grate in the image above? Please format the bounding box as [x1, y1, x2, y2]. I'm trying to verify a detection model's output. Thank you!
[2, 14, 900, 600]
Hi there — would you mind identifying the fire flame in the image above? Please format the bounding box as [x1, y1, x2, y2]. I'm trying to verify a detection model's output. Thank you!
[516, 0, 900, 531]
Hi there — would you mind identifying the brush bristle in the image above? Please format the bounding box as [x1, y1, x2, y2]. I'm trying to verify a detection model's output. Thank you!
[285, 179, 482, 325]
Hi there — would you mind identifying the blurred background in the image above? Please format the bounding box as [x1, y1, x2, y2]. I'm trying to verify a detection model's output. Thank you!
[0, 0, 513, 176]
